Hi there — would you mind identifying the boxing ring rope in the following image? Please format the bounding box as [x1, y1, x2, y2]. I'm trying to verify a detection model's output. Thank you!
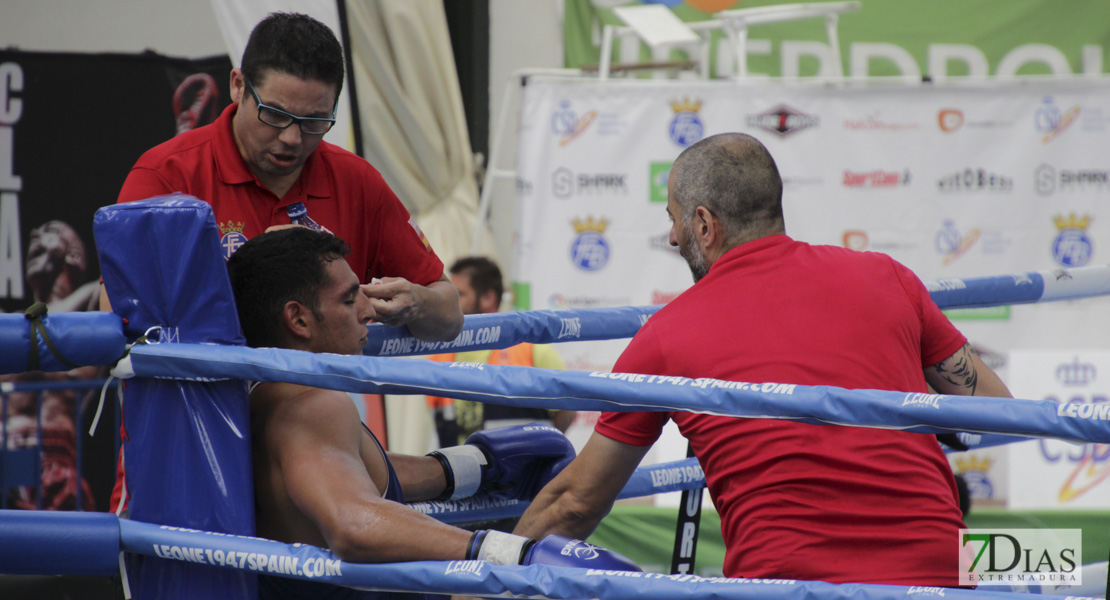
[4, 315, 1110, 598]
[411, 456, 704, 524]
[3, 264, 1108, 372]
[0, 509, 1053, 600]
[360, 265, 1110, 358]
[3, 223, 1110, 600]
[110, 342, 1110, 445]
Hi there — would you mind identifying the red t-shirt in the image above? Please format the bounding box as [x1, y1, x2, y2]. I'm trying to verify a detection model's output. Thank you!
[597, 235, 967, 586]
[117, 103, 443, 286]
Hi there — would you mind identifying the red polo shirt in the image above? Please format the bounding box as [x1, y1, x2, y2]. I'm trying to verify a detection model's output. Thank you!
[598, 235, 968, 586]
[118, 103, 443, 285]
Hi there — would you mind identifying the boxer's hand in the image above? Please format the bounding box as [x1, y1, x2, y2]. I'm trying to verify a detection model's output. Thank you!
[522, 535, 641, 571]
[465, 530, 641, 572]
[428, 423, 575, 501]
[466, 423, 575, 500]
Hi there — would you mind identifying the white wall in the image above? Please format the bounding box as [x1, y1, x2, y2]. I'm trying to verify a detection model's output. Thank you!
[485, 0, 563, 269]
[0, 0, 226, 56]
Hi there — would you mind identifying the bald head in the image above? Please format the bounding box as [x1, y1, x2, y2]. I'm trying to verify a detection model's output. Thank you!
[671, 133, 784, 248]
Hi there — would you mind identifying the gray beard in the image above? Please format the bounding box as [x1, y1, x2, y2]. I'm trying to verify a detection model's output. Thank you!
[678, 228, 710, 282]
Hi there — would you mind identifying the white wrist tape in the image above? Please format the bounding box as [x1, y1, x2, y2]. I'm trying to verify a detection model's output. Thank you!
[436, 444, 487, 499]
[476, 530, 530, 566]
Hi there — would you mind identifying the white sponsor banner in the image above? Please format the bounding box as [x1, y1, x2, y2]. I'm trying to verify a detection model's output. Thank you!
[1008, 350, 1110, 509]
[514, 77, 1110, 380]
[949, 445, 1010, 509]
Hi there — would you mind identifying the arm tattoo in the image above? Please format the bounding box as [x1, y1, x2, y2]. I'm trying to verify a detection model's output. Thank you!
[931, 343, 978, 394]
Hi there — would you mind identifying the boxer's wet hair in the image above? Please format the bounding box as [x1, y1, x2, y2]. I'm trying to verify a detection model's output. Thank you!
[228, 228, 350, 348]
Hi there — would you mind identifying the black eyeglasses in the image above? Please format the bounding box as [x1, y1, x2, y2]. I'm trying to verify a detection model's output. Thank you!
[244, 75, 336, 135]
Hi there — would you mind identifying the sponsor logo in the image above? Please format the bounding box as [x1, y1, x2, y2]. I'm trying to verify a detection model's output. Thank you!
[843, 230, 868, 251]
[562, 540, 601, 561]
[1057, 442, 1110, 503]
[548, 293, 631, 309]
[569, 216, 611, 271]
[841, 230, 917, 254]
[782, 175, 824, 188]
[1080, 107, 1110, 132]
[842, 169, 911, 188]
[552, 168, 627, 198]
[1039, 398, 1110, 503]
[907, 587, 947, 597]
[218, 221, 248, 259]
[1035, 164, 1057, 195]
[1055, 400, 1110, 421]
[512, 282, 532, 311]
[516, 177, 533, 196]
[557, 317, 582, 340]
[1035, 96, 1081, 144]
[649, 463, 705, 488]
[748, 104, 819, 137]
[961, 529, 1081, 586]
[649, 232, 681, 257]
[150, 526, 343, 578]
[937, 168, 1013, 193]
[550, 100, 627, 146]
[943, 306, 1012, 322]
[1056, 357, 1097, 387]
[140, 326, 180, 344]
[938, 108, 1014, 133]
[843, 111, 920, 132]
[953, 454, 995, 500]
[551, 99, 598, 146]
[926, 278, 967, 293]
[902, 393, 942, 409]
[650, 162, 672, 203]
[939, 109, 964, 132]
[973, 345, 1008, 371]
[934, 219, 1016, 266]
[449, 362, 486, 371]
[378, 327, 503, 356]
[1036, 164, 1110, 195]
[445, 561, 485, 577]
[651, 290, 682, 304]
[668, 98, 704, 147]
[1052, 213, 1094, 268]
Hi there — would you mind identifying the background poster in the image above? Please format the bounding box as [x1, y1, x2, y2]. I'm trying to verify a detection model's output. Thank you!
[1008, 351, 1110, 510]
[563, 0, 1110, 80]
[0, 49, 231, 511]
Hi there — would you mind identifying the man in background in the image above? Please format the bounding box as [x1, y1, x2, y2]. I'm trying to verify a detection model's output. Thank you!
[426, 256, 575, 448]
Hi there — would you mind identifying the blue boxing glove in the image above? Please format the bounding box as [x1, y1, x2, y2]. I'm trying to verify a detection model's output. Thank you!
[428, 423, 574, 501]
[466, 530, 641, 572]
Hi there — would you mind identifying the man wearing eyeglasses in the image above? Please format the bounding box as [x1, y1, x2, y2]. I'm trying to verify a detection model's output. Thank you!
[108, 12, 464, 517]
[113, 11, 462, 344]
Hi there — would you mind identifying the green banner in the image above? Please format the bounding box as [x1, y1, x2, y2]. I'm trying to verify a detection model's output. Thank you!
[565, 0, 1110, 78]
